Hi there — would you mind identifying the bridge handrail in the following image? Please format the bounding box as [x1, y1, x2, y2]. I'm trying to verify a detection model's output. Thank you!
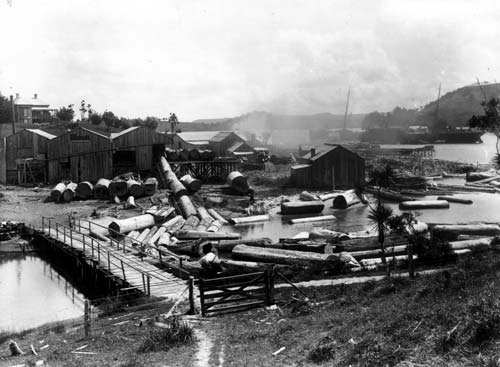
[41, 217, 188, 294]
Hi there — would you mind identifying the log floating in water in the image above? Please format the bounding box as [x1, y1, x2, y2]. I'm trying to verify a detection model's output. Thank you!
[161, 215, 184, 231]
[290, 215, 335, 224]
[432, 224, 500, 240]
[332, 190, 360, 209]
[76, 181, 93, 200]
[109, 179, 128, 198]
[230, 215, 270, 225]
[175, 230, 241, 240]
[142, 226, 158, 244]
[466, 172, 500, 182]
[436, 196, 473, 204]
[399, 200, 449, 210]
[108, 214, 156, 235]
[207, 208, 228, 224]
[136, 228, 151, 244]
[196, 217, 214, 232]
[197, 207, 212, 220]
[281, 201, 324, 215]
[62, 182, 78, 202]
[50, 182, 66, 202]
[364, 187, 416, 202]
[232, 244, 352, 267]
[157, 231, 171, 246]
[181, 215, 201, 231]
[127, 179, 144, 198]
[227, 171, 250, 194]
[143, 177, 158, 196]
[180, 174, 202, 193]
[94, 178, 111, 199]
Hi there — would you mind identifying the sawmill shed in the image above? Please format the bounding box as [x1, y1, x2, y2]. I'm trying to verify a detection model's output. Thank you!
[47, 126, 113, 183]
[171, 131, 253, 157]
[111, 126, 169, 174]
[2, 129, 55, 184]
[291, 145, 365, 189]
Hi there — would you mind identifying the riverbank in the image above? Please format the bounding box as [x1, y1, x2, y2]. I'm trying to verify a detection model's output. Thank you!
[3, 250, 500, 366]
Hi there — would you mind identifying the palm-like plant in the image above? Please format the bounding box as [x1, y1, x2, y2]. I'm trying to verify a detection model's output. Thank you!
[367, 200, 393, 276]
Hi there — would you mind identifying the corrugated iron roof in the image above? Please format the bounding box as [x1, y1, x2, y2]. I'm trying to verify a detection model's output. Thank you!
[110, 126, 141, 140]
[177, 131, 220, 142]
[227, 141, 244, 152]
[210, 131, 233, 142]
[291, 164, 312, 170]
[301, 145, 339, 161]
[25, 129, 56, 140]
[14, 96, 50, 106]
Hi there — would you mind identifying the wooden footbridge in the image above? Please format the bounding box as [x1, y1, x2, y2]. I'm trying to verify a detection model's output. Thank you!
[39, 217, 192, 301]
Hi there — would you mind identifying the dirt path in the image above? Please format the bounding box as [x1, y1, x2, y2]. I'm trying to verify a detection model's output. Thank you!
[194, 328, 213, 367]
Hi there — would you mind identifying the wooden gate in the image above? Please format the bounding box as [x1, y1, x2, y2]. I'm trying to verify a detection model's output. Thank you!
[198, 270, 274, 316]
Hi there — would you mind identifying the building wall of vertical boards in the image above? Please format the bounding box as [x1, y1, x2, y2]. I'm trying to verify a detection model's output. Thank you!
[291, 146, 365, 189]
[4, 129, 52, 184]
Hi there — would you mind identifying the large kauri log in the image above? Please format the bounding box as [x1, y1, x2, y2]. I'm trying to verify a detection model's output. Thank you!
[207, 220, 223, 232]
[62, 182, 78, 202]
[197, 207, 212, 220]
[178, 195, 197, 218]
[364, 187, 416, 202]
[181, 215, 200, 231]
[161, 215, 184, 230]
[230, 214, 270, 225]
[127, 179, 144, 198]
[309, 228, 350, 242]
[175, 230, 241, 240]
[448, 237, 492, 250]
[108, 214, 156, 235]
[143, 177, 158, 196]
[207, 208, 228, 224]
[109, 179, 128, 198]
[94, 178, 111, 199]
[227, 171, 250, 194]
[50, 182, 66, 202]
[332, 190, 360, 209]
[281, 201, 324, 215]
[136, 228, 151, 244]
[399, 200, 449, 210]
[232, 244, 352, 267]
[290, 215, 335, 224]
[180, 174, 202, 193]
[196, 217, 213, 232]
[214, 238, 273, 252]
[433, 224, 500, 240]
[299, 191, 320, 201]
[76, 181, 93, 200]
[437, 196, 473, 204]
[221, 259, 276, 273]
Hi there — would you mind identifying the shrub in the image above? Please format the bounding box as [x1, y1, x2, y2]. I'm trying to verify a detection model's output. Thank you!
[138, 317, 195, 353]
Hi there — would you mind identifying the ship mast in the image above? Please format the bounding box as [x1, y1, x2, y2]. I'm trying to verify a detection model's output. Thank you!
[435, 82, 441, 122]
[343, 87, 350, 131]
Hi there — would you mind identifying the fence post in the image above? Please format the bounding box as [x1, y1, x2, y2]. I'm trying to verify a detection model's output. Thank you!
[98, 242, 101, 263]
[84, 300, 91, 338]
[199, 278, 206, 317]
[147, 275, 151, 296]
[56, 223, 59, 240]
[107, 251, 111, 272]
[91, 238, 95, 259]
[188, 276, 195, 315]
[121, 260, 126, 281]
[83, 235, 86, 253]
[63, 226, 66, 243]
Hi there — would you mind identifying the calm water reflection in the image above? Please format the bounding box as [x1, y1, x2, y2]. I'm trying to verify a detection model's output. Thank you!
[0, 254, 84, 332]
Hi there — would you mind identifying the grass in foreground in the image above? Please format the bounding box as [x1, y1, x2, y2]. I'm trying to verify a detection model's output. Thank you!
[213, 249, 500, 367]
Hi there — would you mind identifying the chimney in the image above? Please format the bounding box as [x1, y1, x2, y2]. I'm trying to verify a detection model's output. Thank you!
[310, 148, 316, 157]
[33, 93, 38, 99]
[15, 93, 19, 99]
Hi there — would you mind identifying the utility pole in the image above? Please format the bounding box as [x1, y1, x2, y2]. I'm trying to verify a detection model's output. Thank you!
[10, 95, 16, 135]
[342, 87, 351, 132]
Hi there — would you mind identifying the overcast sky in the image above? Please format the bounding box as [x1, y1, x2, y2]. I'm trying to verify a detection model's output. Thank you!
[0, 0, 499, 121]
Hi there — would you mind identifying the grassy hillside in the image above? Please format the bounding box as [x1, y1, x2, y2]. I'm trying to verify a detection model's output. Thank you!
[418, 83, 500, 127]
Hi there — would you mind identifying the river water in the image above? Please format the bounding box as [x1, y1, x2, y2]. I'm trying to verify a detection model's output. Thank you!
[381, 133, 498, 164]
[0, 254, 84, 332]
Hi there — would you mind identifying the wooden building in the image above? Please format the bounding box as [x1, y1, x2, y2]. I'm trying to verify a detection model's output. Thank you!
[291, 145, 365, 189]
[47, 126, 112, 183]
[111, 126, 169, 174]
[3, 129, 55, 184]
[172, 131, 254, 157]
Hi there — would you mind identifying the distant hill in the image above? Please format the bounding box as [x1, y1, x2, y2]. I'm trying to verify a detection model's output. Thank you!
[189, 111, 365, 131]
[418, 82, 500, 127]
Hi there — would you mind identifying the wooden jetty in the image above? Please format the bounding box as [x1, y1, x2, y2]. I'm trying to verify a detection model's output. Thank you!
[39, 217, 190, 300]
